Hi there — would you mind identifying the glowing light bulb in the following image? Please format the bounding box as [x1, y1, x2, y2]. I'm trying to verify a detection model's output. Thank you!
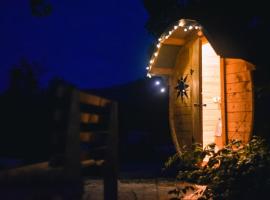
[179, 19, 185, 27]
[184, 28, 188, 32]
[169, 31, 172, 35]
[174, 26, 178, 30]
[155, 81, 160, 85]
[150, 59, 154, 64]
[146, 67, 149, 70]
[154, 52, 158, 57]
[158, 38, 162, 41]
[147, 73, 152, 78]
[195, 26, 199, 29]
[189, 25, 193, 30]
[157, 43, 161, 48]
[160, 88, 166, 93]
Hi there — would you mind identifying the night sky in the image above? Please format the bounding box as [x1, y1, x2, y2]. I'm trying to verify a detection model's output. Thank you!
[0, 0, 153, 92]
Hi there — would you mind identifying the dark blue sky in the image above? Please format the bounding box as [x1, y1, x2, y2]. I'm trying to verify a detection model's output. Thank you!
[0, 0, 153, 91]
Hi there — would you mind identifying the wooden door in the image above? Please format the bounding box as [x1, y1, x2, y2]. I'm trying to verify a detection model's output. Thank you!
[169, 38, 203, 150]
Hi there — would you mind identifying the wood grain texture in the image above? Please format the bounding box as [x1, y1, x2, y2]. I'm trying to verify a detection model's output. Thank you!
[80, 91, 110, 107]
[224, 58, 254, 143]
[169, 38, 198, 149]
[162, 38, 186, 46]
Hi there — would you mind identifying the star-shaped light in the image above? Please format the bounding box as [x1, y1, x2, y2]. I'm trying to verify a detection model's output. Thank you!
[175, 75, 189, 102]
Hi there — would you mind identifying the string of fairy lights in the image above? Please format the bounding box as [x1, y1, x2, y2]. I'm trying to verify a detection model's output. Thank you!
[146, 19, 202, 93]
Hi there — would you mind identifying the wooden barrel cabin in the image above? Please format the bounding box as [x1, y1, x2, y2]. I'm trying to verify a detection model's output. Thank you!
[147, 19, 255, 152]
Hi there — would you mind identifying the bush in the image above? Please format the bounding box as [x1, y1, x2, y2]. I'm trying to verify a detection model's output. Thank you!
[165, 136, 270, 200]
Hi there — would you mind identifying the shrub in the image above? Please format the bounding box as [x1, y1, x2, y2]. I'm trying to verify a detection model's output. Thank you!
[165, 136, 270, 200]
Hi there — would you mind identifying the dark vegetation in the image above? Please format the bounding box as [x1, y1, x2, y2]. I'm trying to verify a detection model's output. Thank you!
[0, 60, 52, 168]
[30, 0, 53, 17]
[88, 78, 174, 177]
[0, 59, 174, 177]
[165, 137, 270, 200]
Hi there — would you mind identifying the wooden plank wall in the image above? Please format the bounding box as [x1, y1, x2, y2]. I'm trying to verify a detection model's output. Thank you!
[169, 38, 200, 149]
[224, 59, 255, 143]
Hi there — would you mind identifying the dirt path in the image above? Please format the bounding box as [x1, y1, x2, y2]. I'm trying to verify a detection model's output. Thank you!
[83, 179, 205, 200]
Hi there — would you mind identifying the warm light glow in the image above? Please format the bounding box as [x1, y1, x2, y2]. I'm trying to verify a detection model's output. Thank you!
[160, 88, 165, 93]
[179, 19, 185, 27]
[202, 42, 222, 149]
[197, 31, 203, 36]
[155, 81, 160, 85]
[212, 96, 221, 103]
[146, 20, 203, 82]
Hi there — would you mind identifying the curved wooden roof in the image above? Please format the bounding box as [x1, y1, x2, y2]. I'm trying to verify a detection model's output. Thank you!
[147, 19, 255, 77]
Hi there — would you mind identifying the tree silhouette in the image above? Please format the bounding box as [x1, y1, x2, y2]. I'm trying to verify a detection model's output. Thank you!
[142, 0, 270, 39]
[0, 59, 50, 166]
[7, 59, 39, 96]
[30, 0, 52, 17]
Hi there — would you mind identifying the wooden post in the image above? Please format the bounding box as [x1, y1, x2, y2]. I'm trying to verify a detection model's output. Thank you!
[45, 84, 83, 198]
[62, 87, 83, 199]
[104, 102, 118, 200]
[64, 87, 81, 180]
[220, 58, 228, 145]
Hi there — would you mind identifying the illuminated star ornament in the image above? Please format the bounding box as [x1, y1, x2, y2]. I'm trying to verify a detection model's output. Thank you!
[175, 75, 189, 101]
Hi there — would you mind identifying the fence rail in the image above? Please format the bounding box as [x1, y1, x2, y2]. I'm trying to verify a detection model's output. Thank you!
[0, 83, 118, 200]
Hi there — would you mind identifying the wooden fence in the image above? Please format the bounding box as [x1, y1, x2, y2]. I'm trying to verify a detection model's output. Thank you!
[0, 83, 118, 200]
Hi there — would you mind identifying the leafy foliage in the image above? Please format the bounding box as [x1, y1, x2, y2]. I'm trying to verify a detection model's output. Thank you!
[142, 0, 270, 38]
[30, 0, 52, 17]
[0, 60, 52, 165]
[165, 136, 270, 200]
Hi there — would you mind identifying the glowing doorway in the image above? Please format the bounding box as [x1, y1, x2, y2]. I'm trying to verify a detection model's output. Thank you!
[202, 42, 222, 149]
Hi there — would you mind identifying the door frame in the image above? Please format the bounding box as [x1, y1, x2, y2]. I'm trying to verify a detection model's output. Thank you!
[220, 58, 228, 146]
[191, 38, 203, 144]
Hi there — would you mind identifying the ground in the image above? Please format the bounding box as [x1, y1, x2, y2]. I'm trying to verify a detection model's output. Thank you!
[83, 179, 206, 200]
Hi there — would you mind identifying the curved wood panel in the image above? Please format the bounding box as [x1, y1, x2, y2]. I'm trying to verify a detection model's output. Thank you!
[169, 54, 255, 151]
[169, 38, 200, 151]
[224, 59, 255, 143]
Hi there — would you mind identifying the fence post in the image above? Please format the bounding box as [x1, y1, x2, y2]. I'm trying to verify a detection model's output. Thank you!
[104, 102, 118, 200]
[64, 87, 81, 180]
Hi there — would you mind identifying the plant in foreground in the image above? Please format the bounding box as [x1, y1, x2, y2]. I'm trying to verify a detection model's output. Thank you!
[165, 136, 270, 200]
